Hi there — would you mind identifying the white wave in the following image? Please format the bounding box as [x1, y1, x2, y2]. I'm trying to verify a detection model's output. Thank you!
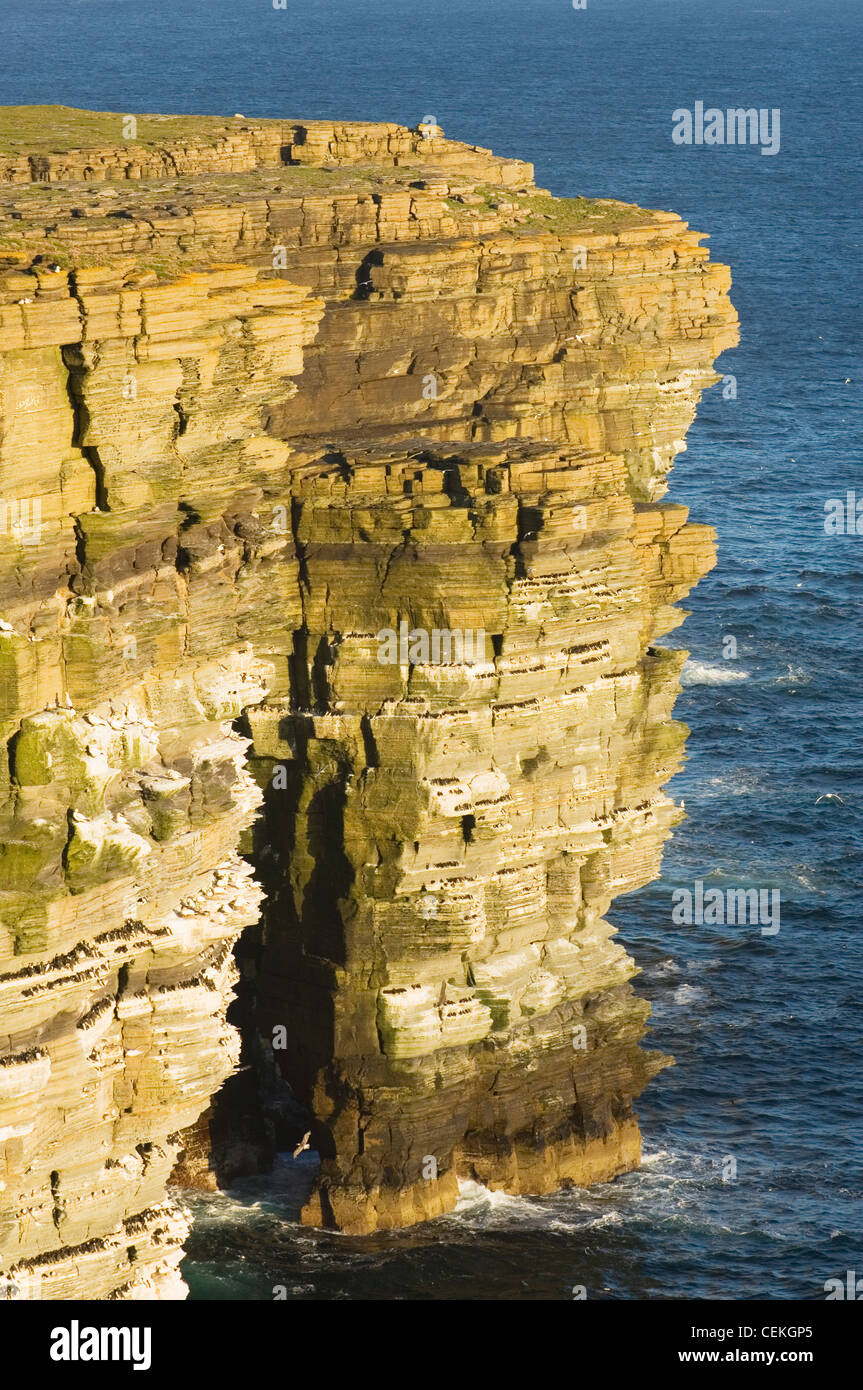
[644, 957, 678, 978]
[639, 1148, 677, 1167]
[791, 867, 820, 889]
[700, 771, 761, 798]
[672, 983, 707, 1005]
[454, 1179, 537, 1219]
[681, 659, 750, 687]
[548, 1209, 625, 1234]
[772, 664, 812, 688]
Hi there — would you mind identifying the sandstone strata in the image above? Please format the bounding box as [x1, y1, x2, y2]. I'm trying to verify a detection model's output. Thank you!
[0, 107, 737, 1290]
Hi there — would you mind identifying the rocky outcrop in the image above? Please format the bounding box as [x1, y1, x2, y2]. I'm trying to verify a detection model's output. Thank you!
[0, 108, 737, 1291]
[0, 108, 532, 187]
[253, 436, 718, 1233]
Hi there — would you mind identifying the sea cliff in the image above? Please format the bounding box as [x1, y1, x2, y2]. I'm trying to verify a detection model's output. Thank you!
[0, 108, 737, 1295]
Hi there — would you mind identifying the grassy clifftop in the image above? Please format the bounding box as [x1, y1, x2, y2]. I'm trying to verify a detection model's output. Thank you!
[0, 106, 266, 155]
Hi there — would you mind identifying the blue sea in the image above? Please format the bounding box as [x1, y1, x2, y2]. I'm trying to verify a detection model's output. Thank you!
[4, 0, 860, 1301]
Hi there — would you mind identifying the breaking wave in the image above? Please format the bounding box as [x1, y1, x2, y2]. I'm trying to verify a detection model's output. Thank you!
[771, 663, 813, 688]
[680, 660, 750, 686]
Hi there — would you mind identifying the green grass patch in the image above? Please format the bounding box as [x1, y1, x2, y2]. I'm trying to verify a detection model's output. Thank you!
[0, 106, 280, 157]
[519, 193, 655, 233]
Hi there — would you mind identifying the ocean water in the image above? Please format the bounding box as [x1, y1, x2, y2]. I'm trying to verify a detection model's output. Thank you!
[4, 0, 861, 1301]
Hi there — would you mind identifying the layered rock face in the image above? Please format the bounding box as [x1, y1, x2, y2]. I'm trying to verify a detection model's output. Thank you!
[0, 108, 737, 1290]
[253, 438, 719, 1233]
